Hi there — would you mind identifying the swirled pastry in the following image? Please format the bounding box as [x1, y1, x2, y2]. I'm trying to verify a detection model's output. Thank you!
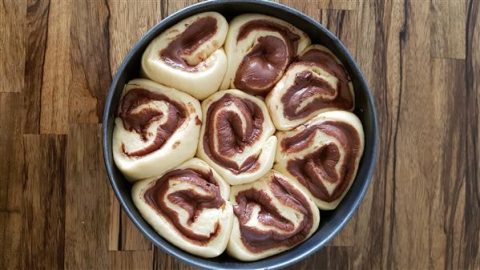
[228, 170, 320, 261]
[141, 12, 228, 100]
[197, 89, 277, 185]
[275, 111, 364, 209]
[132, 158, 233, 258]
[266, 45, 354, 130]
[113, 79, 202, 181]
[220, 14, 310, 96]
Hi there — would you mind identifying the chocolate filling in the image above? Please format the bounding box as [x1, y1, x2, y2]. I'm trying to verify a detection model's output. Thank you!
[282, 121, 361, 202]
[233, 175, 313, 252]
[118, 88, 186, 157]
[203, 93, 264, 174]
[280, 48, 353, 119]
[160, 16, 218, 71]
[144, 168, 224, 244]
[234, 20, 301, 96]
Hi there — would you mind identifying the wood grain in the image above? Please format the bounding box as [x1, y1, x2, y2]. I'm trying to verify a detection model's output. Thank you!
[320, 9, 358, 58]
[23, 0, 50, 134]
[431, 0, 467, 59]
[0, 0, 26, 93]
[152, 248, 196, 270]
[108, 0, 161, 74]
[0, 93, 24, 270]
[285, 246, 353, 270]
[0, 210, 22, 269]
[431, 58, 467, 270]
[0, 0, 479, 269]
[70, 0, 112, 125]
[22, 135, 66, 269]
[464, 0, 480, 268]
[0, 94, 24, 211]
[278, 0, 358, 11]
[109, 190, 152, 251]
[390, 2, 434, 268]
[64, 124, 109, 269]
[39, 0, 71, 134]
[109, 251, 153, 270]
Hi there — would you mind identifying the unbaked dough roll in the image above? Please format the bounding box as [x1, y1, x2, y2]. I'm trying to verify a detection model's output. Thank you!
[221, 14, 311, 96]
[266, 45, 354, 130]
[228, 170, 320, 261]
[275, 111, 364, 210]
[132, 158, 233, 258]
[141, 12, 228, 100]
[113, 79, 202, 181]
[197, 89, 277, 185]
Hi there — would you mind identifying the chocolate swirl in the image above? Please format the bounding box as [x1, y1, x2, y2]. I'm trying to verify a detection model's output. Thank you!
[144, 168, 224, 244]
[141, 12, 228, 100]
[198, 90, 277, 185]
[233, 176, 314, 252]
[266, 45, 354, 130]
[227, 170, 319, 260]
[160, 16, 217, 71]
[281, 121, 361, 202]
[202, 93, 263, 174]
[234, 20, 301, 96]
[222, 15, 310, 97]
[288, 47, 354, 116]
[113, 79, 202, 181]
[281, 67, 352, 120]
[118, 88, 187, 157]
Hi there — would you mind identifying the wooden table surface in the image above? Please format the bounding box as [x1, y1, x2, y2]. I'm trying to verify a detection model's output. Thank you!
[1, 0, 479, 269]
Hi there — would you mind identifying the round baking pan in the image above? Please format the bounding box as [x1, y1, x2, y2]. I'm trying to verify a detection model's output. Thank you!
[102, 1, 378, 269]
